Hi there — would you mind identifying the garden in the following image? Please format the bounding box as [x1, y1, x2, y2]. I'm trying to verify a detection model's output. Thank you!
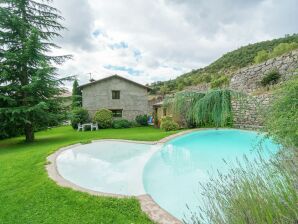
[0, 0, 297, 223]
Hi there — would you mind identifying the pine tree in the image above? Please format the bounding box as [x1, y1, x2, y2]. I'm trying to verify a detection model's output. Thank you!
[71, 79, 82, 109]
[0, 0, 71, 142]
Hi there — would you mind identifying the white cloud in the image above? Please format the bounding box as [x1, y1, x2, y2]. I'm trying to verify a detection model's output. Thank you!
[52, 0, 298, 89]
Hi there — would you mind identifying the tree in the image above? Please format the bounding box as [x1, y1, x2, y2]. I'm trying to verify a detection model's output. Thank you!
[72, 79, 82, 108]
[0, 0, 71, 142]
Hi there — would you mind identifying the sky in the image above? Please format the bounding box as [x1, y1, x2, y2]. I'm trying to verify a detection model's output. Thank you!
[52, 0, 298, 88]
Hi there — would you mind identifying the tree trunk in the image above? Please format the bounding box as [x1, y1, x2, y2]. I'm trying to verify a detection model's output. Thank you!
[25, 124, 34, 142]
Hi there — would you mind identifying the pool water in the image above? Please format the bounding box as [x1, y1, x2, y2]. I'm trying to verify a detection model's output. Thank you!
[143, 129, 280, 220]
[56, 141, 161, 195]
[56, 130, 280, 221]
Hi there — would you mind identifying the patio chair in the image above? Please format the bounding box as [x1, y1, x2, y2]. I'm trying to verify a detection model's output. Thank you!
[91, 122, 98, 131]
[77, 123, 84, 131]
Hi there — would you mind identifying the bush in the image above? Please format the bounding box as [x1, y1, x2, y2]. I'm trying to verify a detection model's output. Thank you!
[254, 50, 269, 64]
[260, 69, 281, 86]
[160, 116, 179, 131]
[265, 75, 298, 148]
[112, 119, 132, 129]
[93, 109, 113, 128]
[210, 75, 229, 88]
[135, 114, 148, 126]
[186, 153, 298, 224]
[71, 108, 89, 129]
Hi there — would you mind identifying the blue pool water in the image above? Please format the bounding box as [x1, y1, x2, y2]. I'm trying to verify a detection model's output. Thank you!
[143, 129, 280, 220]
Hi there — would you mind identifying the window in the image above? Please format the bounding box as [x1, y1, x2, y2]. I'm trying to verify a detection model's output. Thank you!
[111, 109, 122, 118]
[112, 90, 120, 99]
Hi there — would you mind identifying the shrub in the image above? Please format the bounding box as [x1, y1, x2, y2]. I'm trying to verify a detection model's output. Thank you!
[254, 50, 269, 64]
[135, 114, 148, 126]
[186, 153, 298, 224]
[93, 109, 113, 128]
[160, 116, 179, 131]
[210, 75, 229, 88]
[71, 108, 89, 129]
[112, 119, 132, 129]
[264, 75, 298, 148]
[270, 42, 298, 58]
[260, 69, 281, 87]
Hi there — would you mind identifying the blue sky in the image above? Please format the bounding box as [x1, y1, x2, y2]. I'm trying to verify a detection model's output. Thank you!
[53, 0, 298, 87]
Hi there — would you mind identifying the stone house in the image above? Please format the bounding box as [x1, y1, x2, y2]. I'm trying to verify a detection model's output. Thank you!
[79, 75, 150, 120]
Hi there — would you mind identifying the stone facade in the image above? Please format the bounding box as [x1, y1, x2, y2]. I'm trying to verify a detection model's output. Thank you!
[80, 75, 150, 120]
[230, 50, 298, 94]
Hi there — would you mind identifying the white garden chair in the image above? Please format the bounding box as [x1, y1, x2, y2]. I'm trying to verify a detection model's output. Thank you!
[77, 123, 84, 131]
[91, 122, 98, 131]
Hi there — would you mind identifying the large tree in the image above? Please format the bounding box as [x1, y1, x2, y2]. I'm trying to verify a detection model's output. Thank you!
[0, 0, 71, 141]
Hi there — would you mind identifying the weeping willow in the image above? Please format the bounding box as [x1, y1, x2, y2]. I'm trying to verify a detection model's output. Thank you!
[164, 89, 236, 128]
[164, 91, 205, 127]
[191, 89, 233, 127]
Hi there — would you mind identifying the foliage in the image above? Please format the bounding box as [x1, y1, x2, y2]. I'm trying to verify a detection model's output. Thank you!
[160, 116, 179, 131]
[0, 126, 182, 224]
[210, 75, 229, 89]
[70, 108, 89, 129]
[93, 109, 113, 129]
[164, 91, 205, 127]
[135, 114, 148, 126]
[191, 89, 233, 127]
[264, 76, 298, 148]
[165, 90, 233, 128]
[112, 119, 132, 129]
[72, 79, 82, 108]
[185, 152, 298, 224]
[149, 34, 298, 93]
[254, 42, 298, 64]
[0, 0, 71, 141]
[270, 42, 298, 58]
[254, 50, 269, 64]
[260, 69, 281, 87]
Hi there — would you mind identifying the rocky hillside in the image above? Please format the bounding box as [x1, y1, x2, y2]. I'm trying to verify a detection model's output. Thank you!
[150, 34, 298, 94]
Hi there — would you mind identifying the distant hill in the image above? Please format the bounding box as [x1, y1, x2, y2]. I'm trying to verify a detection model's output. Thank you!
[150, 34, 298, 94]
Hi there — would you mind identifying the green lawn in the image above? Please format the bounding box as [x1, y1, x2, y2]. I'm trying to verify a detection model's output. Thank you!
[0, 126, 180, 224]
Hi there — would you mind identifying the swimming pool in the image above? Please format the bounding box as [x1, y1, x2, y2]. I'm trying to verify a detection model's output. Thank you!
[143, 129, 279, 220]
[54, 129, 279, 221]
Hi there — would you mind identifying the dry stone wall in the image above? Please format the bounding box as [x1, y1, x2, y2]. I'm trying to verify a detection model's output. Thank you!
[231, 94, 271, 130]
[230, 50, 298, 94]
[229, 50, 298, 129]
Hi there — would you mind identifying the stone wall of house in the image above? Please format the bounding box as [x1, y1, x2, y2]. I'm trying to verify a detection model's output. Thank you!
[230, 50, 298, 94]
[81, 76, 149, 120]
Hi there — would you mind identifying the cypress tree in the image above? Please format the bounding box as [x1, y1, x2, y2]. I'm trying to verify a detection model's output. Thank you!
[71, 79, 82, 109]
[0, 0, 71, 142]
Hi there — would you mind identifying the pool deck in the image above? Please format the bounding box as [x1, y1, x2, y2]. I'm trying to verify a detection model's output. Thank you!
[45, 129, 199, 224]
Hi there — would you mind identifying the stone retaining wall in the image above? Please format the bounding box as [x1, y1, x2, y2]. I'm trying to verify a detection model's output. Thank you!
[231, 94, 272, 129]
[230, 50, 298, 94]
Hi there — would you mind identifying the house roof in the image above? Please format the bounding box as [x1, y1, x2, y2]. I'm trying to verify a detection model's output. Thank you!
[79, 74, 151, 90]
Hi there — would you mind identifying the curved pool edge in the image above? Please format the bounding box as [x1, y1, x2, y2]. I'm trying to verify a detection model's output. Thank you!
[45, 134, 192, 224]
[45, 128, 260, 224]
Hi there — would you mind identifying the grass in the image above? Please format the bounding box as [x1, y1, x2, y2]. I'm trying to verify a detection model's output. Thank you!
[0, 126, 181, 224]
